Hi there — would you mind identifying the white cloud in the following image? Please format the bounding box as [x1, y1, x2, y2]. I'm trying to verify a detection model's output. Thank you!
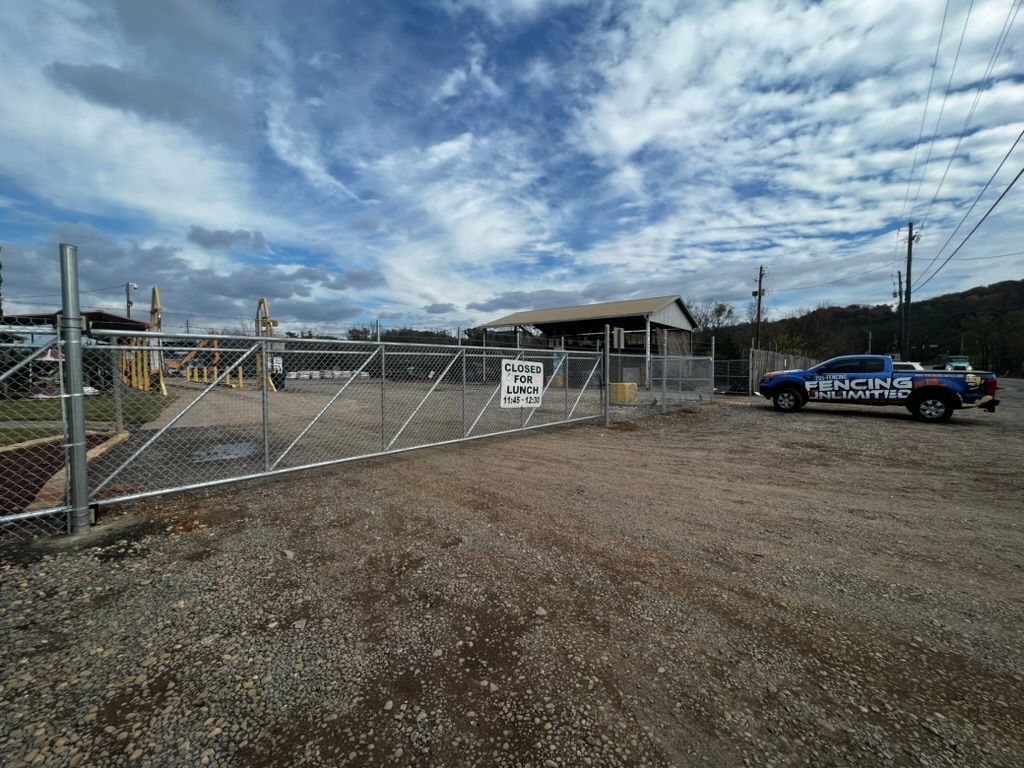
[522, 57, 556, 88]
[0, 0, 315, 254]
[264, 88, 369, 204]
[560, 0, 1024, 313]
[2, 0, 1022, 327]
[433, 41, 502, 101]
[438, 0, 588, 25]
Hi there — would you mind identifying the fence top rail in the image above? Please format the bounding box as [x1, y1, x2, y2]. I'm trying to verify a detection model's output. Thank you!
[88, 328, 605, 356]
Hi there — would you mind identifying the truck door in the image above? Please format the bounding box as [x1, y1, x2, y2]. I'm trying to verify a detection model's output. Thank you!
[806, 357, 887, 403]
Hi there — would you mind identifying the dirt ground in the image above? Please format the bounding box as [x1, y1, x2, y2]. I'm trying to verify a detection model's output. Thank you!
[1, 384, 1022, 767]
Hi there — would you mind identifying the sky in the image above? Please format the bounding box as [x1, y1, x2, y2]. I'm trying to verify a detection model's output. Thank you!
[0, 0, 1022, 334]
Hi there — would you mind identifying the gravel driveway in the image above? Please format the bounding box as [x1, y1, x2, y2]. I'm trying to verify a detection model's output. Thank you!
[2, 383, 1022, 767]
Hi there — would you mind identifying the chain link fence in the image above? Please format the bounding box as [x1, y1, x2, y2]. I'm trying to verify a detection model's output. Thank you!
[1, 331, 615, 536]
[714, 349, 819, 395]
[3, 316, 714, 538]
[606, 353, 713, 421]
[0, 322, 71, 537]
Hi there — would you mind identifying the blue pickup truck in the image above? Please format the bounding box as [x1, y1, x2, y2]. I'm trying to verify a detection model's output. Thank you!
[757, 355, 999, 423]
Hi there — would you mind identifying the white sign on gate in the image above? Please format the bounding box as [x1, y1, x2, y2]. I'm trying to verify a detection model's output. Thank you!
[500, 359, 543, 408]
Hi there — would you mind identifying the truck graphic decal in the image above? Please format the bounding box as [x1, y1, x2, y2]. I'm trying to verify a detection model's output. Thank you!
[806, 376, 913, 401]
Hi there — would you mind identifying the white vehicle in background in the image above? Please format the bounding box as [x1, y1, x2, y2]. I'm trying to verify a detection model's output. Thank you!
[892, 361, 925, 372]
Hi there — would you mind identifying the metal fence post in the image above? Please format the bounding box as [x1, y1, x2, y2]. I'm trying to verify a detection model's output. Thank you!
[59, 244, 89, 535]
[110, 352, 125, 433]
[603, 324, 611, 427]
[748, 347, 754, 395]
[261, 339, 271, 470]
[461, 347, 467, 437]
[661, 357, 668, 414]
[380, 343, 386, 451]
[661, 329, 668, 413]
[710, 335, 716, 398]
[563, 350, 569, 421]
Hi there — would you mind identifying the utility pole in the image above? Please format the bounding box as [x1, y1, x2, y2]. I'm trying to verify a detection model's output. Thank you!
[896, 270, 903, 358]
[865, 330, 872, 354]
[125, 281, 138, 318]
[752, 265, 764, 351]
[0, 245, 4, 319]
[902, 222, 918, 360]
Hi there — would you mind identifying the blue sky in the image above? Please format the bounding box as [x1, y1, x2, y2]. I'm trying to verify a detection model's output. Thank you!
[1, 0, 1022, 334]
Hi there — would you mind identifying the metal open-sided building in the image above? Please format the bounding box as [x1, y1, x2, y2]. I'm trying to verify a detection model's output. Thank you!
[478, 295, 695, 355]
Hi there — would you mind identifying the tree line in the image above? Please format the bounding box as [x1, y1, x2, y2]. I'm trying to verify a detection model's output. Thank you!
[688, 279, 1024, 375]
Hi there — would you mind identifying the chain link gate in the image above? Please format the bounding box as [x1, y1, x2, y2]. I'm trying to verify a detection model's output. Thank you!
[2, 249, 716, 538]
[0, 322, 72, 536]
[75, 333, 607, 513]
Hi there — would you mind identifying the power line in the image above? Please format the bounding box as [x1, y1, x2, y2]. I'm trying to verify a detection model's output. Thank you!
[901, 0, 950, 221]
[915, 162, 1024, 291]
[914, 126, 1024, 287]
[954, 249, 1024, 261]
[919, 0, 1023, 230]
[775, 260, 897, 294]
[2, 284, 133, 302]
[910, 0, 975, 219]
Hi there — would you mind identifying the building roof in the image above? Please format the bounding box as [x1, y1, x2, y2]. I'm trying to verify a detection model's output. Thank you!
[2, 310, 148, 332]
[482, 295, 695, 330]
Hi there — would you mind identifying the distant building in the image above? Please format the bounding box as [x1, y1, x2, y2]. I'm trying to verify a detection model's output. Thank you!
[1, 309, 147, 334]
[477, 295, 695, 355]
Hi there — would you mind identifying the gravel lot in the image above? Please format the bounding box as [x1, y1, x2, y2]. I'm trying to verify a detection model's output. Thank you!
[2, 383, 1022, 767]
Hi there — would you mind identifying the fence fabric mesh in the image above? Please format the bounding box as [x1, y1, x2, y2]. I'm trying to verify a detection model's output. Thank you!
[1, 322, 70, 537]
[3, 327, 714, 537]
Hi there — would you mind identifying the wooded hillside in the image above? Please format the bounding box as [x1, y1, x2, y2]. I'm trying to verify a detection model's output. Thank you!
[698, 279, 1024, 374]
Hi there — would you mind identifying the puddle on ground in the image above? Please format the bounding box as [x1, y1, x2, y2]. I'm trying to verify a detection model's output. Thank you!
[191, 442, 261, 463]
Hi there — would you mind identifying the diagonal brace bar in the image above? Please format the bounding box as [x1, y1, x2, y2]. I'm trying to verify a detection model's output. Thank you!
[0, 339, 57, 383]
[92, 343, 259, 496]
[271, 348, 379, 469]
[523, 353, 566, 428]
[386, 350, 462, 450]
[568, 354, 602, 420]
[467, 351, 522, 437]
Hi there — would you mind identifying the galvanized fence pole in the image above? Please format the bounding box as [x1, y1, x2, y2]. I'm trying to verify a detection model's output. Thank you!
[461, 348, 467, 437]
[59, 244, 89, 535]
[380, 343, 387, 451]
[710, 335, 716, 399]
[661, 330, 668, 413]
[603, 325, 611, 427]
[563, 350, 569, 421]
[520, 348, 527, 429]
[748, 347, 754, 395]
[261, 340, 271, 470]
[110, 352, 125, 433]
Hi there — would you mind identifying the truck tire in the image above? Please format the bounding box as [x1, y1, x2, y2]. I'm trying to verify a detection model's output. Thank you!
[908, 392, 954, 423]
[772, 387, 805, 413]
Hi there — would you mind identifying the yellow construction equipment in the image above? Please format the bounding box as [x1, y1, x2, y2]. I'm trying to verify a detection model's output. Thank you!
[118, 286, 167, 396]
[255, 297, 280, 392]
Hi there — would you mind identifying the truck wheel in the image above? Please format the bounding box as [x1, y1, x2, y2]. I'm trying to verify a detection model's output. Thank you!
[772, 387, 804, 412]
[909, 393, 954, 423]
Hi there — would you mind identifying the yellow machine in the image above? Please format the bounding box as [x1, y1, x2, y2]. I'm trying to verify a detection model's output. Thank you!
[167, 338, 227, 385]
[255, 297, 280, 392]
[119, 286, 168, 396]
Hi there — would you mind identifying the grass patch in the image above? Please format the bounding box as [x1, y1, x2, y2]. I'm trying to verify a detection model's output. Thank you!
[0, 394, 174, 426]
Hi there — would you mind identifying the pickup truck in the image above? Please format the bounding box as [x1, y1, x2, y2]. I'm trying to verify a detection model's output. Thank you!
[757, 355, 999, 422]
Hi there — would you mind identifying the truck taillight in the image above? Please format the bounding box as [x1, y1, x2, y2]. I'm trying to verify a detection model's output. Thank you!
[985, 379, 998, 397]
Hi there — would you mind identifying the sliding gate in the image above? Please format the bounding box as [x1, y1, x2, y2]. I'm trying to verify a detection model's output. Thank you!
[74, 332, 606, 512]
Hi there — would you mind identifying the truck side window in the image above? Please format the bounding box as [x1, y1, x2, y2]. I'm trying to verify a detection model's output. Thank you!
[820, 358, 884, 374]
